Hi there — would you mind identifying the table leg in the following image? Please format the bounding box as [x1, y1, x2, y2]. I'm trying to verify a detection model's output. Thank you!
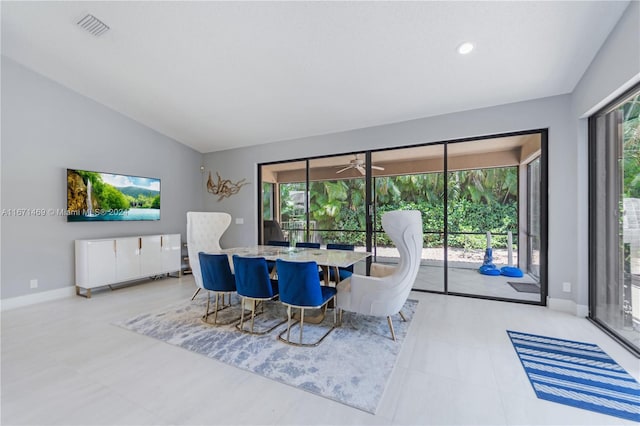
[321, 265, 330, 286]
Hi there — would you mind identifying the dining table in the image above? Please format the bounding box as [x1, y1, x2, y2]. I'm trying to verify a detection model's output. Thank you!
[217, 244, 372, 286]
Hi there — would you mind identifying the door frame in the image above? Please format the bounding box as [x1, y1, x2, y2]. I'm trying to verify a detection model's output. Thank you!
[257, 128, 548, 306]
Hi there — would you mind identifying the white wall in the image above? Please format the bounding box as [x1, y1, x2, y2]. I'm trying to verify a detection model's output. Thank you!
[203, 94, 576, 303]
[0, 57, 204, 300]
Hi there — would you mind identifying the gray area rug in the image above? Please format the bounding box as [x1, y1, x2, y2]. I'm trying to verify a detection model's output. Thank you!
[114, 295, 417, 413]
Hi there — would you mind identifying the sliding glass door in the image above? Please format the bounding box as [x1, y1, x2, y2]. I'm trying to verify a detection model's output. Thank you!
[444, 136, 542, 301]
[527, 158, 541, 279]
[590, 86, 640, 355]
[258, 129, 546, 305]
[372, 145, 445, 292]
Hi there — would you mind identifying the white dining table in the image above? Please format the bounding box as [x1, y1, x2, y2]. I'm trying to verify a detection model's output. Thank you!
[217, 245, 371, 285]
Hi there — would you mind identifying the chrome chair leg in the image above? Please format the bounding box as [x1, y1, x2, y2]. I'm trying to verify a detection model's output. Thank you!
[214, 293, 220, 323]
[204, 291, 211, 321]
[202, 292, 241, 326]
[278, 301, 336, 347]
[299, 308, 305, 344]
[235, 297, 287, 334]
[239, 298, 246, 330]
[191, 287, 201, 300]
[250, 300, 256, 333]
[387, 316, 396, 341]
[399, 310, 407, 322]
[286, 306, 292, 342]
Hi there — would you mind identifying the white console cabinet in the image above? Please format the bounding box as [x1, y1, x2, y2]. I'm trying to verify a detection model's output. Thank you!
[75, 234, 181, 298]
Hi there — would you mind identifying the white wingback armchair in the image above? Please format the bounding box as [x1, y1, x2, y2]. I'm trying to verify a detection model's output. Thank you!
[186, 212, 232, 298]
[337, 210, 422, 341]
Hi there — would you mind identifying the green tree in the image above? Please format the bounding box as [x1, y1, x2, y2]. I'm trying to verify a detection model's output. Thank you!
[623, 95, 640, 198]
[100, 185, 129, 210]
[275, 165, 519, 249]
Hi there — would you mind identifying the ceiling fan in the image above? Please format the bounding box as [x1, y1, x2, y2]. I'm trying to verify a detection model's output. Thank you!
[335, 155, 385, 175]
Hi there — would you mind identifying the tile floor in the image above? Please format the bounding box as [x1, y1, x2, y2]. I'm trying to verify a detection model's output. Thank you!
[2, 274, 639, 425]
[414, 265, 541, 302]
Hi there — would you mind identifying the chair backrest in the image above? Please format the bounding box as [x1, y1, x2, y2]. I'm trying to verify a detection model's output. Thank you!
[199, 253, 236, 292]
[380, 210, 422, 314]
[232, 255, 277, 299]
[295, 242, 320, 249]
[267, 240, 290, 247]
[263, 220, 285, 243]
[327, 243, 355, 272]
[187, 212, 232, 289]
[276, 259, 324, 307]
[326, 243, 354, 251]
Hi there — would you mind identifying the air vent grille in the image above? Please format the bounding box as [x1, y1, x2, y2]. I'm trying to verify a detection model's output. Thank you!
[77, 14, 110, 36]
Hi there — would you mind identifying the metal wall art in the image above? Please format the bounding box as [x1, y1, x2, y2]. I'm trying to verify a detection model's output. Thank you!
[207, 171, 249, 201]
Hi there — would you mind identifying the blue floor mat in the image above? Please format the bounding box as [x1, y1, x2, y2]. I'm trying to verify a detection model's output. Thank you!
[507, 330, 640, 422]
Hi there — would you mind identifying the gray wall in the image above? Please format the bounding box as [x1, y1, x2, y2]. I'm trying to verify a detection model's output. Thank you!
[1, 57, 203, 299]
[203, 94, 576, 302]
[570, 0, 640, 308]
[572, 0, 640, 118]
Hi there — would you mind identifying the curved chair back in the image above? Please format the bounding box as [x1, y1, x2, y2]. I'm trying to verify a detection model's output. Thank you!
[295, 242, 320, 249]
[263, 220, 285, 243]
[380, 210, 422, 315]
[326, 243, 354, 251]
[199, 253, 235, 292]
[276, 260, 324, 307]
[232, 255, 277, 299]
[187, 212, 232, 289]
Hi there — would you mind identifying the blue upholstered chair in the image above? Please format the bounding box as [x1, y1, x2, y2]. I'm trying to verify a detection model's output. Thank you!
[198, 253, 239, 325]
[320, 243, 355, 284]
[295, 242, 320, 249]
[232, 255, 286, 334]
[276, 259, 337, 347]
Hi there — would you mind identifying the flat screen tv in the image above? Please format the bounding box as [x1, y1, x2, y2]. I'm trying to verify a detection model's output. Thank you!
[67, 168, 160, 222]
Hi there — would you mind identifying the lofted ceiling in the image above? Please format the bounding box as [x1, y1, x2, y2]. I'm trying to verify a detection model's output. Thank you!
[0, 1, 629, 153]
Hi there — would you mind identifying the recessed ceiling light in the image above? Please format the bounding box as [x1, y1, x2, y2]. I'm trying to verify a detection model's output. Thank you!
[457, 42, 474, 55]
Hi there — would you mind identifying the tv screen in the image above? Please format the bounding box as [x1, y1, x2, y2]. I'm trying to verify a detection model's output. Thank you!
[67, 169, 160, 222]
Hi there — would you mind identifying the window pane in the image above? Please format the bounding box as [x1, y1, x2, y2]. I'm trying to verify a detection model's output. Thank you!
[591, 90, 640, 353]
[308, 154, 366, 247]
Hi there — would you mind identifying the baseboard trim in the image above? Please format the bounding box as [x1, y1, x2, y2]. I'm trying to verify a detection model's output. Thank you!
[547, 297, 588, 317]
[1, 286, 76, 311]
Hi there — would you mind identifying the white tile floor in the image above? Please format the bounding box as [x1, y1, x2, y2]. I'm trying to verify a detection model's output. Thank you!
[2, 274, 639, 425]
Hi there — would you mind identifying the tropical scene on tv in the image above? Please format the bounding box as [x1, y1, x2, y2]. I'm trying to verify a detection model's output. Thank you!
[67, 169, 160, 221]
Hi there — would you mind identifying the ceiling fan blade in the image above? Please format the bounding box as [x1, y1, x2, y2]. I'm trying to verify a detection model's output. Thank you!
[371, 165, 385, 170]
[357, 166, 365, 175]
[336, 166, 352, 174]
